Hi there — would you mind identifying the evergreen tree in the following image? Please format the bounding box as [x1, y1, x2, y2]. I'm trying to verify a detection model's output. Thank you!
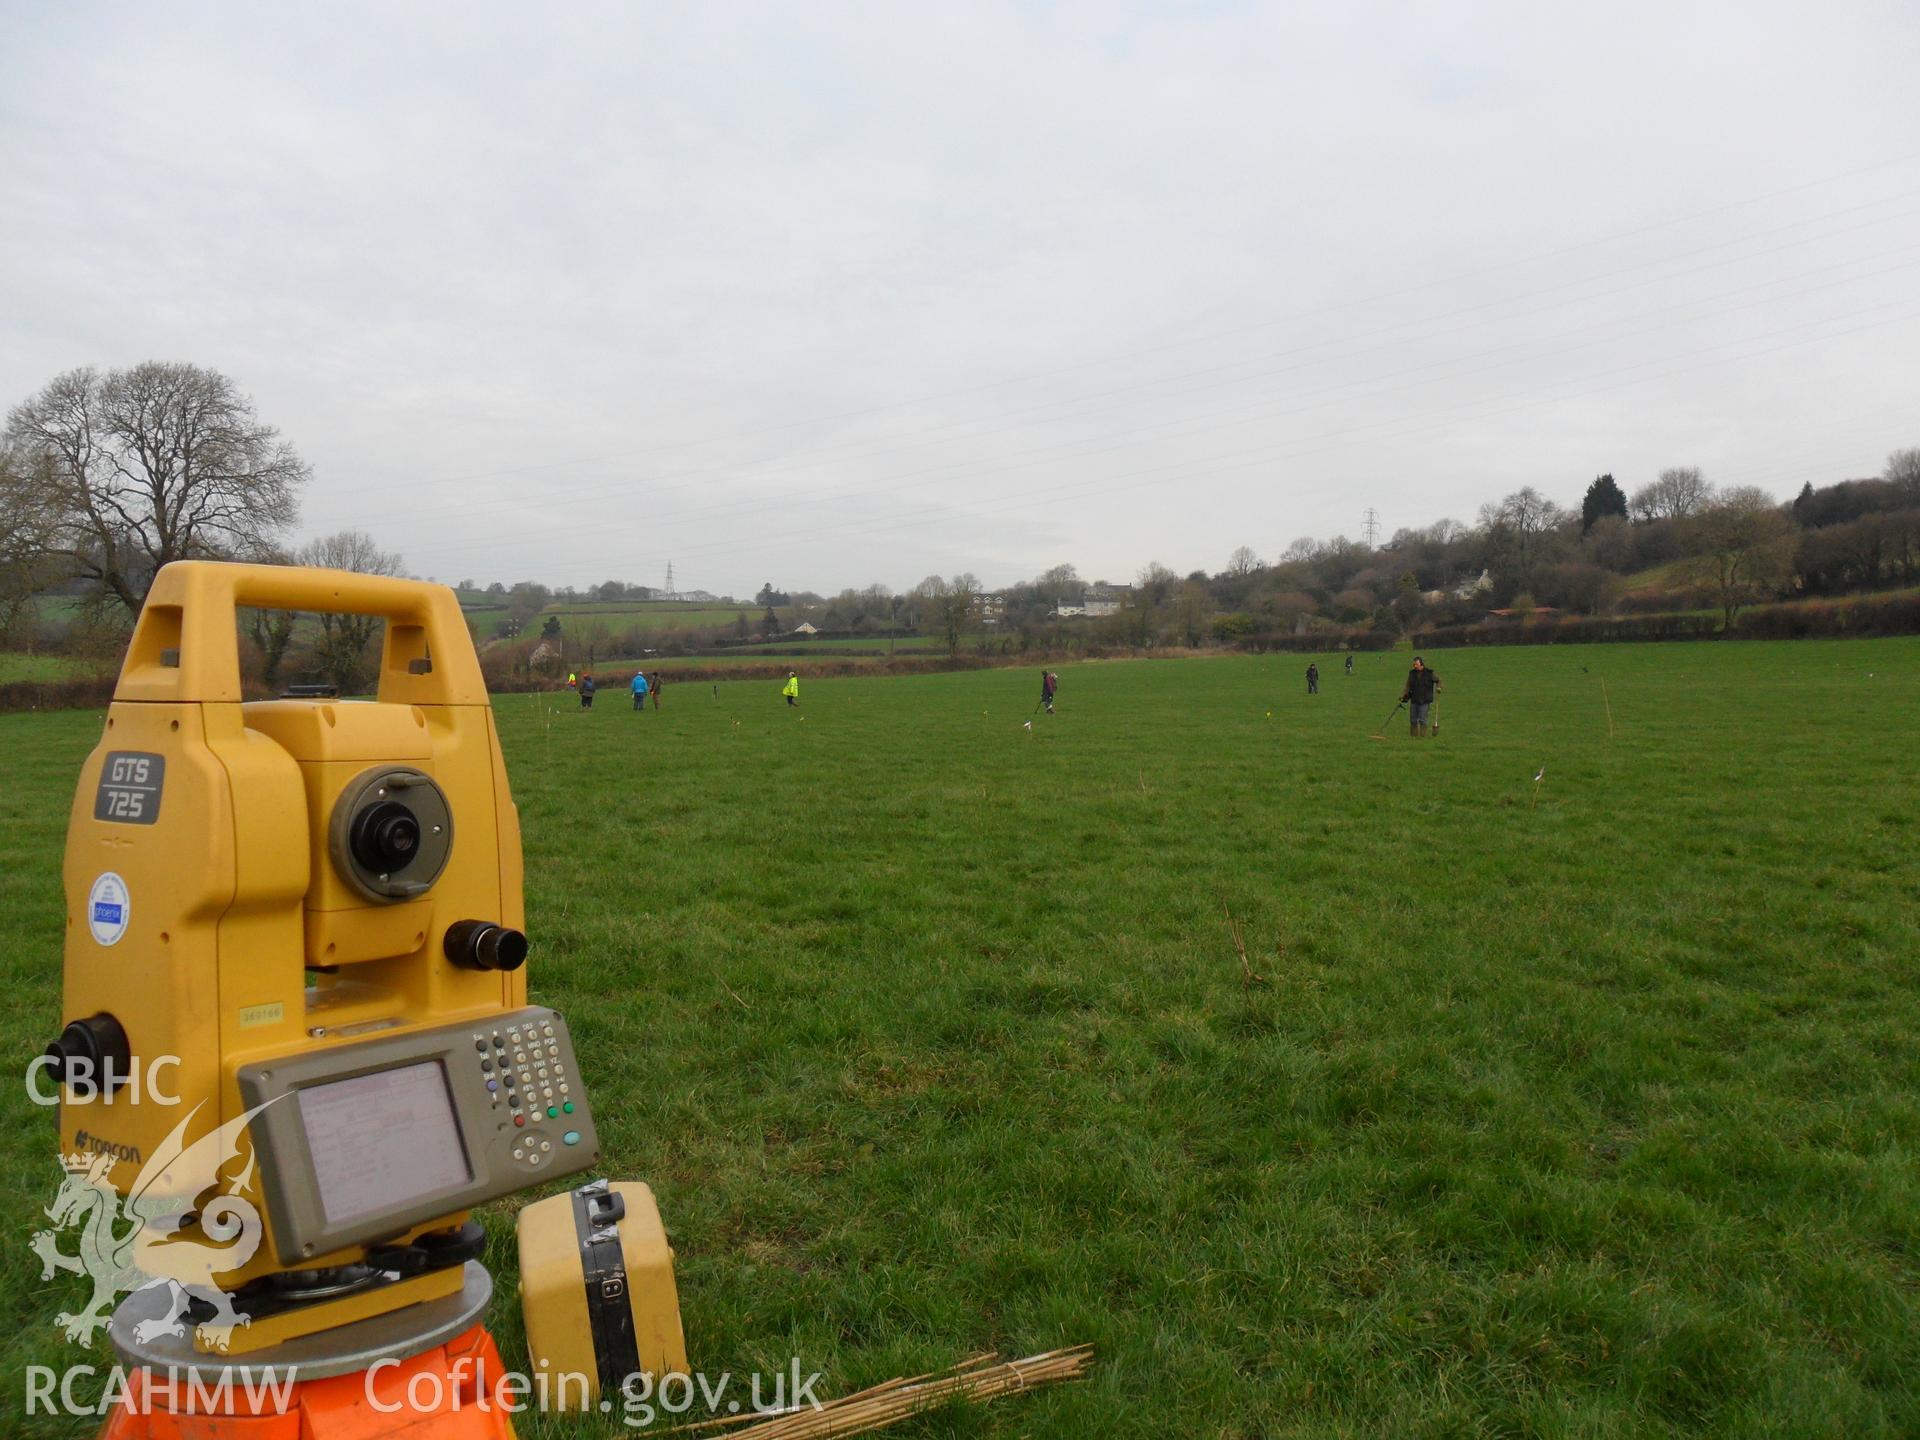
[1581, 474, 1629, 534]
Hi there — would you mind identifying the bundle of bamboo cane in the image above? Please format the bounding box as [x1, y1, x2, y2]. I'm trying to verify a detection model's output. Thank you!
[671, 1345, 1093, 1439]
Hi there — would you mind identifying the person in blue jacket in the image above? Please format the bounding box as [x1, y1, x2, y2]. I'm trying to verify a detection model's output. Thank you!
[631, 670, 650, 712]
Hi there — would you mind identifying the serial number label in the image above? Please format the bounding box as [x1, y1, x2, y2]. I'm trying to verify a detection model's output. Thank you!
[93, 751, 165, 825]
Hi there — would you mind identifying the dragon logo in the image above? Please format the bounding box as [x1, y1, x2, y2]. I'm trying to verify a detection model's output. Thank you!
[31, 1100, 279, 1352]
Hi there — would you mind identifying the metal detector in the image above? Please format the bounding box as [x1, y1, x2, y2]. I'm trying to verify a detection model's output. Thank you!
[1369, 699, 1406, 740]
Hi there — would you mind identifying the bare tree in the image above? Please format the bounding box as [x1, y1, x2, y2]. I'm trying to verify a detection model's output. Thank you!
[3, 363, 309, 614]
[1888, 446, 1920, 500]
[1035, 562, 1084, 607]
[248, 604, 298, 688]
[298, 530, 406, 693]
[1687, 486, 1795, 630]
[1136, 561, 1178, 608]
[1478, 486, 1565, 576]
[1629, 466, 1713, 523]
[860, 582, 893, 622]
[934, 572, 979, 657]
[239, 544, 301, 688]
[578, 619, 613, 666]
[1664, 467, 1712, 515]
[1480, 486, 1563, 536]
[1174, 579, 1213, 646]
[1225, 545, 1262, 577]
[0, 445, 63, 646]
[901, 574, 947, 635]
[1279, 536, 1321, 565]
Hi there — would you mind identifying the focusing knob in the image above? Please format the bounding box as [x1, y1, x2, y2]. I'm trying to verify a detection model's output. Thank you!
[44, 1012, 132, 1097]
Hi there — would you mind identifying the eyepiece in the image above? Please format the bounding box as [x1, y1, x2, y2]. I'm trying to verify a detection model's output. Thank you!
[444, 920, 529, 973]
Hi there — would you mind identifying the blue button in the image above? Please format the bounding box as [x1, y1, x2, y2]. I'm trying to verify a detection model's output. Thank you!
[486, 1079, 497, 1092]
[562, 1130, 581, 1146]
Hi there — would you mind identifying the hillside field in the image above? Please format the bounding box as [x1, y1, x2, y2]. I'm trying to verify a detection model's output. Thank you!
[722, 636, 950, 654]
[462, 597, 752, 639]
[0, 641, 1915, 1435]
[0, 655, 92, 683]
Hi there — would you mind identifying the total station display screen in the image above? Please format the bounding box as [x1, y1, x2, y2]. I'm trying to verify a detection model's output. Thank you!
[296, 1060, 473, 1225]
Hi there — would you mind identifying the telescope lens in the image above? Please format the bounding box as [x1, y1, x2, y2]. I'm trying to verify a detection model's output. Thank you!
[328, 766, 454, 902]
[382, 814, 419, 858]
[351, 801, 422, 873]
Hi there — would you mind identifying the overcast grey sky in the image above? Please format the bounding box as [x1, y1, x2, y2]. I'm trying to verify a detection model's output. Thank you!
[4, 1, 1917, 598]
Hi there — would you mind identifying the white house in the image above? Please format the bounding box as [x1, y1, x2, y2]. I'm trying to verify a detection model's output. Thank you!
[1452, 568, 1493, 601]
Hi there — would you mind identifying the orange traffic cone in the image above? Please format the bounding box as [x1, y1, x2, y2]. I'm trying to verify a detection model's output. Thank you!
[99, 1324, 518, 1440]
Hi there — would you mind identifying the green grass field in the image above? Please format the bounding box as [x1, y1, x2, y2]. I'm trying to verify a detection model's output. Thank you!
[1, 641, 1916, 1435]
[721, 637, 951, 656]
[641, 653, 892, 669]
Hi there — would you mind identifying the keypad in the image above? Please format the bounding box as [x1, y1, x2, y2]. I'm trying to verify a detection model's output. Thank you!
[471, 1010, 581, 1171]
[510, 1133, 554, 1168]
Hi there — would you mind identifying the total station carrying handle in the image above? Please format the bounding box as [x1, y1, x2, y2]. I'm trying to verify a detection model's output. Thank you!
[115, 560, 489, 707]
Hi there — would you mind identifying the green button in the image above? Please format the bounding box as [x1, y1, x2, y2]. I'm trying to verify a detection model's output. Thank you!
[562, 1101, 574, 1114]
[546, 1105, 558, 1118]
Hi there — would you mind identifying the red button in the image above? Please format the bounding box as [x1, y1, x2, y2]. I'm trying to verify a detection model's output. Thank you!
[513, 1114, 525, 1126]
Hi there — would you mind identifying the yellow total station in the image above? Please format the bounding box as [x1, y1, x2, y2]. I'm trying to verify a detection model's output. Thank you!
[46, 560, 601, 1352]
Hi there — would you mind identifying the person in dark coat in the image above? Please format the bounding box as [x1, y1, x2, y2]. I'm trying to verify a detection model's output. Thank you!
[1400, 656, 1440, 737]
[1041, 670, 1058, 713]
[1306, 662, 1319, 695]
[579, 672, 595, 709]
